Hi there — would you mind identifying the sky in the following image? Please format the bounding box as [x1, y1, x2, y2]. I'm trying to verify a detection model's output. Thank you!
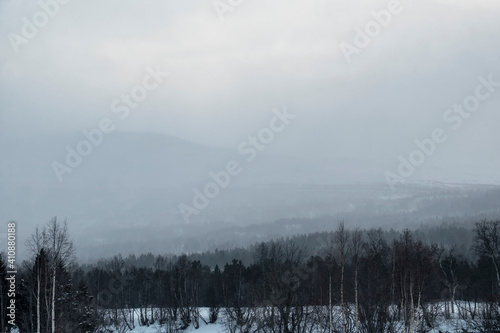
[1, 0, 500, 176]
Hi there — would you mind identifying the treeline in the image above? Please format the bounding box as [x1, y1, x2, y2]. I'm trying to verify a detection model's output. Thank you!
[3, 218, 500, 332]
[86, 221, 477, 271]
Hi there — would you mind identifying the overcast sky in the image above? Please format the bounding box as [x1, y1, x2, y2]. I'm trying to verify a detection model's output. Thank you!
[1, 0, 499, 178]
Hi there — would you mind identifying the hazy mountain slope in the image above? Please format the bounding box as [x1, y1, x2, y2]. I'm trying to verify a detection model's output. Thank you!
[1, 132, 499, 260]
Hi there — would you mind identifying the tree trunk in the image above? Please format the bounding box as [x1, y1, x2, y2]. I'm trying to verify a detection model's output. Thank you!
[451, 285, 456, 314]
[0, 275, 4, 333]
[416, 289, 422, 332]
[45, 277, 50, 332]
[355, 266, 359, 333]
[329, 273, 332, 333]
[401, 277, 405, 328]
[52, 266, 56, 333]
[341, 251, 346, 333]
[409, 278, 414, 333]
[37, 266, 41, 333]
[491, 254, 500, 293]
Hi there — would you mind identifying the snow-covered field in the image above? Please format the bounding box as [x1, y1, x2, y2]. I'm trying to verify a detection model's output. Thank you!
[126, 323, 225, 333]
[123, 323, 224, 333]
[99, 304, 486, 333]
[108, 308, 225, 333]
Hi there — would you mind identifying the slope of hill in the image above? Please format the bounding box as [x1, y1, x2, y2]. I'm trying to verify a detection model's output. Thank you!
[1, 131, 499, 260]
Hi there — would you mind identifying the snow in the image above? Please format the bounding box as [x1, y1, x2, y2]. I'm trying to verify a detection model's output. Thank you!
[126, 322, 225, 333]
[9, 303, 490, 332]
[108, 308, 225, 333]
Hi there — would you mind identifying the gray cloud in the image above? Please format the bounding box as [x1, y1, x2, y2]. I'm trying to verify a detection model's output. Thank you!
[0, 0, 499, 178]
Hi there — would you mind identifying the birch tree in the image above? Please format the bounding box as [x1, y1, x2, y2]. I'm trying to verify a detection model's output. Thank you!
[27, 226, 48, 333]
[27, 217, 75, 333]
[47, 218, 75, 333]
[334, 221, 349, 333]
[351, 228, 363, 333]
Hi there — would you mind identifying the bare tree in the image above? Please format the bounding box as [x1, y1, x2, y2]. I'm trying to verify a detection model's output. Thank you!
[435, 245, 460, 316]
[323, 236, 334, 333]
[334, 221, 350, 333]
[47, 218, 75, 333]
[27, 217, 75, 333]
[473, 220, 500, 292]
[351, 228, 363, 333]
[27, 226, 48, 333]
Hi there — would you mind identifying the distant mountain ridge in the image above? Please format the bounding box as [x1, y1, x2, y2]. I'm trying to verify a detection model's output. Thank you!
[1, 131, 499, 260]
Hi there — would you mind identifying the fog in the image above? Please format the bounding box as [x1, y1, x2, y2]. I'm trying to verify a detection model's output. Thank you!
[0, 0, 499, 260]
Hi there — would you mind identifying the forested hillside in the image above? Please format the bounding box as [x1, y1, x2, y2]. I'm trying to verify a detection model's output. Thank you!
[4, 218, 500, 332]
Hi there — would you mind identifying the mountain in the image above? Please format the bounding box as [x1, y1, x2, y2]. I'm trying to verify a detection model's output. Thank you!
[1, 131, 499, 260]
